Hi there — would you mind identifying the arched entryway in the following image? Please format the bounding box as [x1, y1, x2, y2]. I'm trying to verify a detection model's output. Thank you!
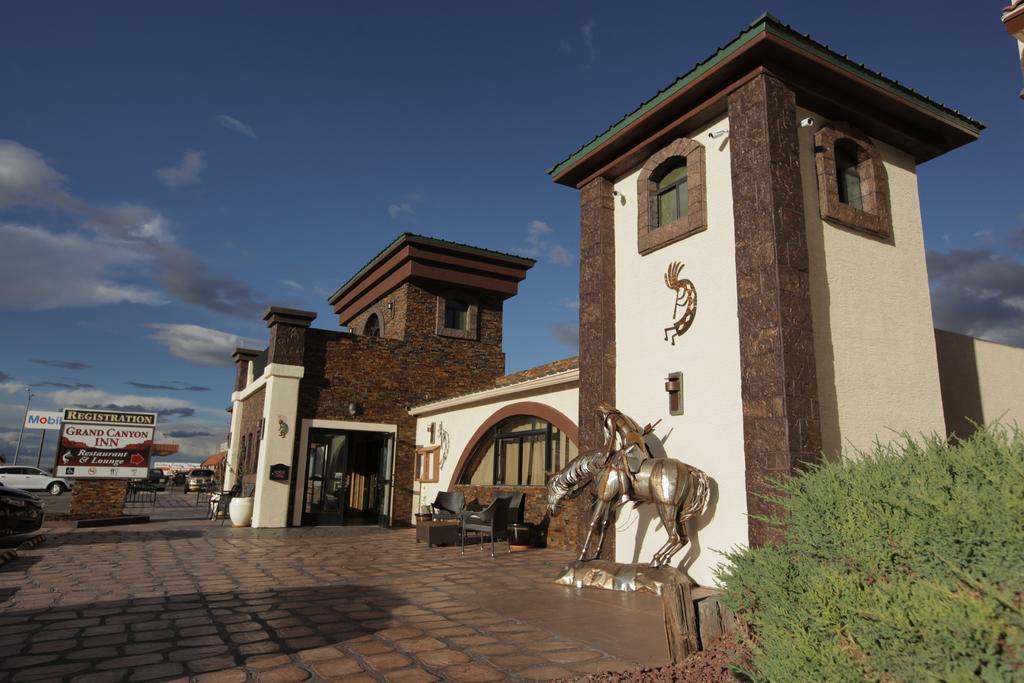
[449, 402, 580, 549]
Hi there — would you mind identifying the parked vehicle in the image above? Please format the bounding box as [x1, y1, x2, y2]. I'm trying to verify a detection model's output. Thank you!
[185, 469, 215, 492]
[0, 482, 44, 536]
[146, 469, 167, 491]
[0, 466, 72, 495]
[172, 472, 187, 487]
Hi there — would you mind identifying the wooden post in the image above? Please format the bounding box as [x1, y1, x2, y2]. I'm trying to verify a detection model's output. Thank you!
[662, 580, 699, 662]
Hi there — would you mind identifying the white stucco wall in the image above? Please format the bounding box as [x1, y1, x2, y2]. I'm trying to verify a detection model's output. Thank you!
[935, 329, 1024, 437]
[612, 114, 747, 587]
[797, 108, 947, 459]
[410, 378, 579, 524]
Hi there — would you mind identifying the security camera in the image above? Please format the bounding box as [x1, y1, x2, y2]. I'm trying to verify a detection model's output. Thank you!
[799, 117, 815, 128]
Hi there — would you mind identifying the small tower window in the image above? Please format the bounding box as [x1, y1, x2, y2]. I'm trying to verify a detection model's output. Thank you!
[364, 313, 381, 337]
[656, 161, 688, 227]
[835, 139, 863, 210]
[444, 299, 468, 331]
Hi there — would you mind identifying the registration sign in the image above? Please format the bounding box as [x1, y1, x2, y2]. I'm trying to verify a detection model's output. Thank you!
[56, 409, 157, 479]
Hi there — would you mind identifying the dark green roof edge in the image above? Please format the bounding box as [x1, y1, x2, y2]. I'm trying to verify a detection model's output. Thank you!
[327, 233, 536, 304]
[547, 13, 984, 179]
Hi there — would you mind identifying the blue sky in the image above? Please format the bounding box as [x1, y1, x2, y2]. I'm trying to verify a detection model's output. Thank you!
[0, 2, 1020, 463]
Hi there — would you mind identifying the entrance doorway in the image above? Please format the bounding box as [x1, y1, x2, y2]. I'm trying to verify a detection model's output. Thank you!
[301, 428, 393, 526]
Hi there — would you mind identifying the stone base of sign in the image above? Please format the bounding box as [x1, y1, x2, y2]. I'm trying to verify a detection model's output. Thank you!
[68, 479, 128, 519]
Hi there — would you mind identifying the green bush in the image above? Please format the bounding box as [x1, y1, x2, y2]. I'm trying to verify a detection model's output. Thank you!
[716, 426, 1024, 681]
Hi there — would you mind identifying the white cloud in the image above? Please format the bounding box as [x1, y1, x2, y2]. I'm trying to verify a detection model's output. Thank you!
[156, 150, 206, 187]
[580, 18, 597, 63]
[550, 322, 580, 349]
[216, 115, 256, 138]
[47, 387, 197, 418]
[560, 298, 580, 310]
[518, 220, 575, 266]
[0, 140, 266, 317]
[282, 279, 303, 291]
[388, 193, 422, 220]
[0, 140, 82, 211]
[147, 323, 262, 367]
[87, 203, 173, 244]
[0, 224, 165, 309]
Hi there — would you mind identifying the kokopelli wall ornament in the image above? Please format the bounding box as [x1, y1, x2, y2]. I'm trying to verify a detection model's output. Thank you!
[663, 261, 697, 345]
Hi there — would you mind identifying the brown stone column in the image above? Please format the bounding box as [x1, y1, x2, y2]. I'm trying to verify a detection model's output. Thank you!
[728, 74, 822, 546]
[232, 348, 261, 391]
[264, 307, 317, 366]
[68, 479, 127, 519]
[577, 176, 616, 557]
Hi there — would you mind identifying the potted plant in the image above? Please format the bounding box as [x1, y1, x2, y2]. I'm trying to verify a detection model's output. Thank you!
[227, 462, 254, 527]
[414, 503, 432, 525]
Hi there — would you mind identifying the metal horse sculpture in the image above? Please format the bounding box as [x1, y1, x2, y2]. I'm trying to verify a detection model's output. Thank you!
[546, 406, 710, 568]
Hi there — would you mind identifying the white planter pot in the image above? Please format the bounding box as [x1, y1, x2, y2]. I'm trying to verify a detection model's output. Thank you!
[229, 496, 254, 527]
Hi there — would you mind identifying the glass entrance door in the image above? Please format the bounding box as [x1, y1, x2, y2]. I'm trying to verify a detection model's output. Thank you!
[303, 430, 349, 525]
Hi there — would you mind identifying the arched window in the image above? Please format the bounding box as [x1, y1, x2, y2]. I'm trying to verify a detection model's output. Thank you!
[835, 139, 863, 210]
[655, 160, 688, 227]
[364, 313, 381, 337]
[443, 298, 468, 331]
[458, 415, 578, 487]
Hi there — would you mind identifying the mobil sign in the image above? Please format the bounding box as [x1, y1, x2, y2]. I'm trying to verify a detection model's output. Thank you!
[25, 411, 63, 430]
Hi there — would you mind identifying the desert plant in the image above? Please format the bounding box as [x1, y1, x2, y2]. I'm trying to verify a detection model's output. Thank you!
[717, 426, 1024, 681]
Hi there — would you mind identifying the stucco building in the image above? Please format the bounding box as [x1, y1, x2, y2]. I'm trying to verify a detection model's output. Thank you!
[223, 15, 1024, 587]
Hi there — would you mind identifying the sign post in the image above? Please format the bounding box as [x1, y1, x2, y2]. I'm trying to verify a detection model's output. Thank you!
[56, 409, 157, 479]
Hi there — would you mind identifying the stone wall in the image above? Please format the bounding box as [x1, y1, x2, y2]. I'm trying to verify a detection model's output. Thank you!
[68, 479, 127, 519]
[238, 386, 265, 486]
[453, 484, 581, 550]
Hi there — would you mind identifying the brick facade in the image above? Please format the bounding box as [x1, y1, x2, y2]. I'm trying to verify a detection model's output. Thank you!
[68, 479, 127, 519]
[237, 386, 265, 487]
[292, 281, 507, 526]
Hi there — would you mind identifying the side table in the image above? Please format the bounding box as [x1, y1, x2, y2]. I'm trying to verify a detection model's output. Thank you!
[416, 520, 460, 547]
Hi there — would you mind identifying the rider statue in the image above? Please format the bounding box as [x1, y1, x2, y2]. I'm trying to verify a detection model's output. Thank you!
[596, 402, 659, 495]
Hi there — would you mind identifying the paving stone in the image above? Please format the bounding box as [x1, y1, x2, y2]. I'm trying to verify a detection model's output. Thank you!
[27, 639, 78, 654]
[375, 627, 423, 641]
[384, 668, 439, 683]
[470, 643, 518, 656]
[441, 663, 507, 682]
[128, 662, 186, 681]
[364, 652, 413, 671]
[298, 645, 344, 661]
[395, 637, 445, 653]
[186, 654, 238, 673]
[193, 668, 248, 683]
[311, 658, 364, 677]
[168, 646, 231, 662]
[346, 640, 393, 656]
[416, 648, 471, 667]
[516, 665, 574, 680]
[96, 653, 165, 670]
[257, 667, 311, 682]
[237, 641, 281, 655]
[543, 649, 604, 664]
[247, 653, 292, 670]
[67, 646, 121, 660]
[10, 662, 91, 682]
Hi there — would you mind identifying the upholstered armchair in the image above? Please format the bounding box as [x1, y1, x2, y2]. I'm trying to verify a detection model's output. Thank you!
[430, 491, 465, 522]
[460, 496, 511, 558]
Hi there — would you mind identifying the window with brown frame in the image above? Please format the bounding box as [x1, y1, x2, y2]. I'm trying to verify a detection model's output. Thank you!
[435, 292, 479, 340]
[813, 121, 893, 240]
[637, 137, 707, 255]
[415, 446, 440, 483]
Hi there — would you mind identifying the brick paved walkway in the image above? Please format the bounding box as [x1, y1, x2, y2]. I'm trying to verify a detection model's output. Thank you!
[0, 520, 668, 682]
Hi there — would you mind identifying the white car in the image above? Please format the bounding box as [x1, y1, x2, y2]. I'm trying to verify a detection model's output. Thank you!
[0, 466, 72, 495]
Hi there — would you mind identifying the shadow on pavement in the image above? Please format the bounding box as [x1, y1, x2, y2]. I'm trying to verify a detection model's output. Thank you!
[0, 583, 407, 680]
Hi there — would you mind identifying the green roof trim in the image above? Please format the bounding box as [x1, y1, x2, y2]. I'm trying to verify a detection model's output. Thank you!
[327, 233, 536, 304]
[547, 13, 984, 179]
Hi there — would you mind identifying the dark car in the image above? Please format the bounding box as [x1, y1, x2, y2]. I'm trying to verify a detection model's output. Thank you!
[172, 472, 187, 487]
[146, 469, 167, 491]
[0, 482, 44, 536]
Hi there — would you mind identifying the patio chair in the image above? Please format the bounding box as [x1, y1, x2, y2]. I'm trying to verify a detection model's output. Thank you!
[210, 492, 234, 525]
[460, 496, 511, 558]
[430, 491, 465, 522]
[495, 492, 524, 525]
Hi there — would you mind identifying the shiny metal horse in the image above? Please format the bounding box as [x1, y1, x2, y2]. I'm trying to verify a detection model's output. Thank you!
[546, 417, 710, 568]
